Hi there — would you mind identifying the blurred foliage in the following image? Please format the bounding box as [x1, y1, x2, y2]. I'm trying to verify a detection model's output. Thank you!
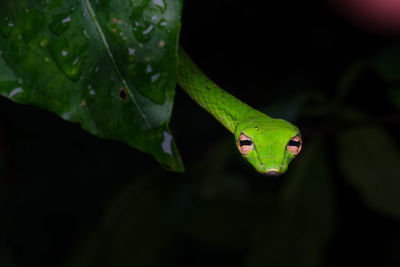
[337, 126, 400, 219]
[1, 0, 400, 267]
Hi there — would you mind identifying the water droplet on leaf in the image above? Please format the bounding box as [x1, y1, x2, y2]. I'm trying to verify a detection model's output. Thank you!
[135, 62, 166, 104]
[82, 28, 90, 39]
[142, 24, 154, 35]
[151, 73, 160, 82]
[130, 4, 162, 43]
[49, 34, 89, 81]
[162, 131, 173, 156]
[153, 0, 167, 11]
[128, 47, 135, 62]
[49, 13, 71, 35]
[9, 87, 23, 98]
[0, 16, 13, 38]
[146, 64, 153, 73]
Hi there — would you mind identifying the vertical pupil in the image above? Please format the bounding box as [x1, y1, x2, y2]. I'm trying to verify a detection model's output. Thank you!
[240, 140, 252, 146]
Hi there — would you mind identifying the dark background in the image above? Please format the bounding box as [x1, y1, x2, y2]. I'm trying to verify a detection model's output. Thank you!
[1, 0, 400, 266]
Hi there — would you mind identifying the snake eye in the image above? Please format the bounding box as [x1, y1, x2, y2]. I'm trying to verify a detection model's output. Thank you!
[287, 134, 302, 156]
[238, 133, 253, 155]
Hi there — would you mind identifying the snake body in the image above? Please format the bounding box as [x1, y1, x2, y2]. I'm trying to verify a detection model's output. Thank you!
[177, 48, 302, 175]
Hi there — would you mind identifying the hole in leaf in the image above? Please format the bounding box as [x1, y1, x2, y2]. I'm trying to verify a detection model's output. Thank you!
[119, 87, 127, 101]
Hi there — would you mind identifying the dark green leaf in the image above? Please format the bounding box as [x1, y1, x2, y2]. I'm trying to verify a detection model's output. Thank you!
[337, 126, 400, 220]
[388, 86, 400, 110]
[64, 171, 177, 267]
[175, 139, 264, 248]
[0, 0, 183, 171]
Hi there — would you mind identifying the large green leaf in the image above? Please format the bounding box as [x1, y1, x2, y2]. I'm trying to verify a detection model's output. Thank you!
[0, 0, 183, 171]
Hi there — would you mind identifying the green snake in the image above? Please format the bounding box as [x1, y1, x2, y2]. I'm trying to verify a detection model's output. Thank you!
[177, 48, 302, 175]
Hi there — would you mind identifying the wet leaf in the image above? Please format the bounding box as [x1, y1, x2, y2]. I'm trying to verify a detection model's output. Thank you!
[337, 126, 400, 220]
[0, 0, 183, 171]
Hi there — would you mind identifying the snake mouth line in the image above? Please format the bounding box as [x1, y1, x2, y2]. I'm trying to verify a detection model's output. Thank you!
[264, 170, 282, 176]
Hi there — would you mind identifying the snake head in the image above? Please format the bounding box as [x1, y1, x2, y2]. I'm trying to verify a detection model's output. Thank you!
[234, 117, 302, 176]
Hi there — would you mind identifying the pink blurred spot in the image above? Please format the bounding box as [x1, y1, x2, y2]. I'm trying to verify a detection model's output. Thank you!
[328, 0, 400, 34]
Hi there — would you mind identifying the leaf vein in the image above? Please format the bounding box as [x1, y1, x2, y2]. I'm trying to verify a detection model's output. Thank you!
[82, 0, 151, 128]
